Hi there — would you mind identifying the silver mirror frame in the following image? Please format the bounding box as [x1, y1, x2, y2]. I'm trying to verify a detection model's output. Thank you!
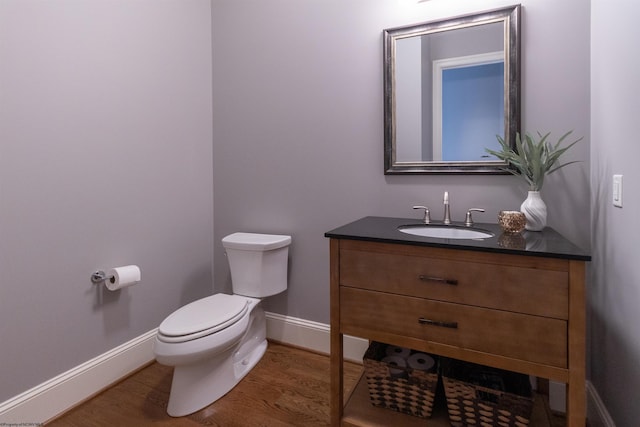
[384, 5, 521, 174]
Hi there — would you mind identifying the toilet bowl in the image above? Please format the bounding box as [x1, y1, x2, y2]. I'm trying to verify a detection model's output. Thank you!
[153, 232, 291, 417]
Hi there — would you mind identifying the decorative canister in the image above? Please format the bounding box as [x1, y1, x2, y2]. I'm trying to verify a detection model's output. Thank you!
[498, 210, 527, 234]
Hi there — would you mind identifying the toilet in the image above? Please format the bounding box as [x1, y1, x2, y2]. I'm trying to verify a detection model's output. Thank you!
[153, 232, 291, 417]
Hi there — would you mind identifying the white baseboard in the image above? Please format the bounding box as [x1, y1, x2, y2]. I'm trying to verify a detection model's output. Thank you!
[0, 313, 366, 426]
[0, 313, 614, 427]
[265, 311, 369, 362]
[546, 380, 615, 426]
[0, 328, 158, 425]
[549, 380, 567, 413]
[587, 381, 615, 427]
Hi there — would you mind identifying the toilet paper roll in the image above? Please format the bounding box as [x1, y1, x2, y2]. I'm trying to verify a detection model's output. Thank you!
[381, 355, 407, 376]
[385, 345, 411, 359]
[407, 353, 435, 372]
[106, 265, 141, 291]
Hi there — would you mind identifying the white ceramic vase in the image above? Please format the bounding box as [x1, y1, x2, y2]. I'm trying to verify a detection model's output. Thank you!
[520, 191, 547, 231]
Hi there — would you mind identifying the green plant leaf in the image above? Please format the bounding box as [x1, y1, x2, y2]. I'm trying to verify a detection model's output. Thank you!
[485, 130, 581, 191]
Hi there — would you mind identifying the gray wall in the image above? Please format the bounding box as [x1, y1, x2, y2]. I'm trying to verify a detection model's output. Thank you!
[591, 0, 640, 425]
[211, 0, 591, 323]
[0, 1, 214, 402]
[2, 0, 612, 417]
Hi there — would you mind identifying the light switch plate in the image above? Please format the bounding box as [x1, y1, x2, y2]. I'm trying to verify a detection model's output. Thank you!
[613, 174, 623, 207]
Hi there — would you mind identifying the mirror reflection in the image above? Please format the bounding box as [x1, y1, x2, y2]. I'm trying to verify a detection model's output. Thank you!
[384, 5, 520, 174]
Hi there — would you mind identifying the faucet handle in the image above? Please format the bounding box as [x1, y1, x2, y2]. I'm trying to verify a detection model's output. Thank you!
[465, 208, 485, 226]
[413, 206, 431, 224]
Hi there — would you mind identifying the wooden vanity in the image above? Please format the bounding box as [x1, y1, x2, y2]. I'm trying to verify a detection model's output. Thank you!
[326, 216, 590, 427]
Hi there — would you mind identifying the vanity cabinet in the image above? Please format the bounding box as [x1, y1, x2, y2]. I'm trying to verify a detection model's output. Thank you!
[327, 217, 589, 427]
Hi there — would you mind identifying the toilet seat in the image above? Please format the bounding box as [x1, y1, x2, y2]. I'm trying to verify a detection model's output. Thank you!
[158, 294, 248, 343]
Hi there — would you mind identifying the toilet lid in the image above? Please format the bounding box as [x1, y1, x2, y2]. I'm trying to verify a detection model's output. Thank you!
[158, 294, 248, 340]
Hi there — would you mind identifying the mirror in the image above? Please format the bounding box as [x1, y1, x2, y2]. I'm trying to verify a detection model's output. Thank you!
[384, 5, 521, 174]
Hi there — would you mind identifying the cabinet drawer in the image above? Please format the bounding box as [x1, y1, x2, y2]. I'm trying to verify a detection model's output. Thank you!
[340, 248, 568, 319]
[340, 287, 567, 368]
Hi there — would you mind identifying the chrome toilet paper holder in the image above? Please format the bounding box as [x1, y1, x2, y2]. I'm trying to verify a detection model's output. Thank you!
[91, 265, 141, 290]
[90, 270, 114, 284]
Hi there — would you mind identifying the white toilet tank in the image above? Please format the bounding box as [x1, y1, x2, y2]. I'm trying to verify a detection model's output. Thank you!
[222, 232, 291, 297]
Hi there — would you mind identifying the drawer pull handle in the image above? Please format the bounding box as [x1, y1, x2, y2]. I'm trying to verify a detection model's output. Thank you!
[418, 317, 458, 329]
[418, 275, 458, 286]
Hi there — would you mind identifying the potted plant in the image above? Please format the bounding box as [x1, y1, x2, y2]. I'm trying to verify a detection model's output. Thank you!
[485, 131, 582, 231]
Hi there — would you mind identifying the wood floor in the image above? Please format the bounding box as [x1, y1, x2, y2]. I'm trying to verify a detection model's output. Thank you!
[47, 342, 361, 427]
[47, 341, 565, 426]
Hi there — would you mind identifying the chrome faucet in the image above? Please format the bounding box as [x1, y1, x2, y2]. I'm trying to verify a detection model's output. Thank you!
[413, 205, 431, 224]
[443, 191, 451, 224]
[465, 208, 485, 226]
[415, 192, 484, 226]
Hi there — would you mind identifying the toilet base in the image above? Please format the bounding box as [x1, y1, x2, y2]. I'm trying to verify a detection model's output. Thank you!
[165, 303, 268, 417]
[167, 339, 267, 417]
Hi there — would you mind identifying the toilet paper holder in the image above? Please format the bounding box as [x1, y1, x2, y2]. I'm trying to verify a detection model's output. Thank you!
[90, 265, 141, 290]
[91, 270, 114, 284]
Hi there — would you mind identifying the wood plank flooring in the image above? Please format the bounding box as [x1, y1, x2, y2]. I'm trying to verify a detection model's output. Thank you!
[47, 342, 361, 427]
[47, 341, 565, 426]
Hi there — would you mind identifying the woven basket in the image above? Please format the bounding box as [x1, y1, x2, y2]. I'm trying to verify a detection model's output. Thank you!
[363, 342, 438, 419]
[441, 358, 534, 427]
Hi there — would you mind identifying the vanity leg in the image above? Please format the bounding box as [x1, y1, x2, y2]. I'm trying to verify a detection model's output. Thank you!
[329, 239, 343, 426]
[566, 380, 586, 427]
[567, 261, 586, 426]
[330, 331, 343, 425]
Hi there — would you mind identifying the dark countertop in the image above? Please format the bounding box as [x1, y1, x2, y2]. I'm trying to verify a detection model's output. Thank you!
[325, 216, 591, 261]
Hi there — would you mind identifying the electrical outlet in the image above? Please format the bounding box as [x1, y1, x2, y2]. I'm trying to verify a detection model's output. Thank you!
[613, 174, 623, 207]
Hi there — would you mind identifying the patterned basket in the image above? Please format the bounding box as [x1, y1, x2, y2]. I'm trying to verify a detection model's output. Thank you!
[363, 341, 438, 419]
[441, 358, 534, 427]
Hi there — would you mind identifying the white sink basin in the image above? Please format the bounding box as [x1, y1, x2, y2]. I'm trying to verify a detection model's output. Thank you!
[398, 225, 494, 240]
